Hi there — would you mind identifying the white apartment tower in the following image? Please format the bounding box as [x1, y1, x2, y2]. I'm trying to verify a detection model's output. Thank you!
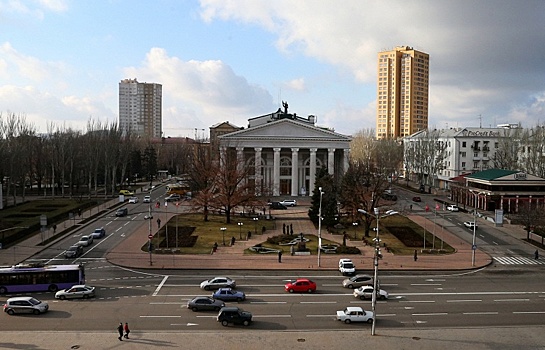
[119, 78, 162, 138]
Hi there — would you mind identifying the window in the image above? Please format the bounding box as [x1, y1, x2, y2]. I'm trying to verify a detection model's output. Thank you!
[462, 142, 466, 147]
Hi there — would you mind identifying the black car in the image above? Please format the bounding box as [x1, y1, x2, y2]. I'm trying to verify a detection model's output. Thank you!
[115, 208, 128, 217]
[216, 307, 252, 326]
[165, 194, 181, 202]
[269, 202, 287, 210]
[64, 245, 83, 258]
[187, 296, 225, 312]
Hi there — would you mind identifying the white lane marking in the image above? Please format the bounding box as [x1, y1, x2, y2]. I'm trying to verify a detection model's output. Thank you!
[411, 283, 442, 286]
[300, 301, 337, 304]
[139, 315, 181, 318]
[412, 313, 448, 316]
[250, 301, 287, 304]
[447, 299, 482, 302]
[513, 311, 545, 314]
[493, 299, 529, 302]
[252, 315, 292, 318]
[463, 312, 498, 315]
[399, 300, 435, 303]
[152, 276, 169, 296]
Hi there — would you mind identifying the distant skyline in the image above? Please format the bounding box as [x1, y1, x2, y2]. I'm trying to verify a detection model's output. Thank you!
[1, 0, 544, 138]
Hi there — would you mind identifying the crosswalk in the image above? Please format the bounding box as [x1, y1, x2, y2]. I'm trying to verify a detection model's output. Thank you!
[493, 256, 545, 265]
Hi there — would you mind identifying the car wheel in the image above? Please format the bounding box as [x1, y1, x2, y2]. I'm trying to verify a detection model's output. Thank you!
[0, 286, 7, 294]
[380, 295, 386, 300]
[367, 318, 374, 324]
[347, 284, 353, 289]
[192, 307, 199, 312]
[221, 320, 229, 327]
[214, 307, 221, 311]
[237, 298, 243, 302]
[7, 309, 14, 315]
[204, 286, 210, 291]
[344, 319, 351, 324]
[33, 309, 40, 315]
[243, 320, 250, 326]
[288, 289, 294, 293]
[307, 289, 314, 293]
[359, 295, 366, 300]
[83, 294, 89, 299]
[48, 284, 58, 292]
[59, 295, 66, 300]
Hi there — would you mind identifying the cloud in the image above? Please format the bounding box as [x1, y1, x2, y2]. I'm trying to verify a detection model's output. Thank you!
[284, 78, 306, 92]
[123, 47, 275, 129]
[0, 42, 67, 82]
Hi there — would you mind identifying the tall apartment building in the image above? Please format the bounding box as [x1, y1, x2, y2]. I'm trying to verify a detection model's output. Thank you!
[376, 46, 429, 139]
[119, 78, 162, 138]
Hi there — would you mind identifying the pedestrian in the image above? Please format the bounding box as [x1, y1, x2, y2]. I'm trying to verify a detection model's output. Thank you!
[78, 208, 82, 217]
[278, 250, 283, 263]
[230, 236, 236, 246]
[290, 245, 295, 256]
[283, 223, 286, 235]
[247, 231, 252, 240]
[262, 226, 266, 234]
[124, 322, 130, 339]
[290, 224, 293, 235]
[410, 204, 413, 211]
[52, 224, 57, 234]
[213, 242, 218, 253]
[535, 250, 539, 260]
[414, 250, 418, 262]
[117, 322, 124, 341]
[343, 233, 347, 246]
[157, 218, 161, 229]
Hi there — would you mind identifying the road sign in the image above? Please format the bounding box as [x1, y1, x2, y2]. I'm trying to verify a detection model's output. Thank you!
[148, 234, 153, 239]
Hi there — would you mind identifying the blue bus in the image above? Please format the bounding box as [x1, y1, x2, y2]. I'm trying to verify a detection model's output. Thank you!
[0, 263, 85, 294]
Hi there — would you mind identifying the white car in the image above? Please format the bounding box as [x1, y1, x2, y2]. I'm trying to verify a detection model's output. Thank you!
[353, 286, 389, 300]
[55, 285, 95, 300]
[128, 196, 139, 203]
[446, 205, 459, 211]
[338, 259, 356, 276]
[464, 221, 478, 229]
[143, 195, 151, 203]
[200, 277, 236, 290]
[279, 199, 297, 207]
[336, 306, 374, 324]
[76, 235, 93, 247]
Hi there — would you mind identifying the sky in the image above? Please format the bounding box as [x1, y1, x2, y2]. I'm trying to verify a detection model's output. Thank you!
[1, 0, 544, 138]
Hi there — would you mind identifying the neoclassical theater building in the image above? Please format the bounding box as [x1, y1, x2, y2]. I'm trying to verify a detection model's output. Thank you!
[211, 104, 351, 197]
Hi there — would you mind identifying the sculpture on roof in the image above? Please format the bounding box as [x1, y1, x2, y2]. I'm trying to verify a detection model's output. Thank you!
[282, 100, 289, 115]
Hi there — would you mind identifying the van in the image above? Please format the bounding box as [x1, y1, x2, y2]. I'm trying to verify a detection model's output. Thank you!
[119, 189, 134, 196]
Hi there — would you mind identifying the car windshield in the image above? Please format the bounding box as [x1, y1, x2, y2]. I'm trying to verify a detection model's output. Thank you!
[28, 298, 41, 305]
[343, 263, 354, 268]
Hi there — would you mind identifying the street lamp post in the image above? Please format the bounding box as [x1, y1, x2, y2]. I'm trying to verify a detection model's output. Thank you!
[253, 217, 258, 235]
[352, 222, 358, 240]
[220, 227, 227, 246]
[468, 189, 486, 266]
[358, 208, 398, 336]
[317, 187, 324, 267]
[238, 222, 243, 240]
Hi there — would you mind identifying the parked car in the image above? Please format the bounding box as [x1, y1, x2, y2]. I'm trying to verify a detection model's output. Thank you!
[187, 296, 225, 312]
[279, 199, 297, 207]
[3, 296, 49, 315]
[412, 196, 422, 202]
[165, 194, 181, 202]
[200, 277, 236, 291]
[342, 274, 374, 289]
[284, 278, 316, 293]
[446, 205, 459, 212]
[119, 189, 134, 196]
[212, 288, 246, 302]
[464, 221, 478, 229]
[336, 306, 374, 324]
[55, 285, 95, 300]
[64, 245, 83, 258]
[76, 235, 93, 247]
[338, 259, 356, 276]
[353, 286, 389, 300]
[269, 202, 287, 210]
[91, 227, 106, 239]
[216, 307, 252, 326]
[143, 195, 151, 203]
[128, 196, 139, 204]
[381, 193, 398, 201]
[115, 207, 128, 217]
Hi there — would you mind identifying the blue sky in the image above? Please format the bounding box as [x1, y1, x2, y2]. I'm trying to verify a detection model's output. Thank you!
[1, 0, 544, 137]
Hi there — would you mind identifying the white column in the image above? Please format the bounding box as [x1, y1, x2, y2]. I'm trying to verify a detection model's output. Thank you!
[254, 148, 262, 196]
[273, 148, 281, 196]
[291, 148, 299, 196]
[328, 148, 335, 175]
[219, 146, 227, 169]
[236, 147, 244, 171]
[309, 148, 317, 193]
[343, 148, 350, 173]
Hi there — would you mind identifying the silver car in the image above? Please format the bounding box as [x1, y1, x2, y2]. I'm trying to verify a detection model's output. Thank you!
[200, 277, 236, 290]
[55, 285, 96, 300]
[3, 296, 49, 315]
[342, 274, 374, 289]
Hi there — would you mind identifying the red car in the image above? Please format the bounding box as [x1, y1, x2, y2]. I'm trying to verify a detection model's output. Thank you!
[412, 196, 421, 202]
[284, 278, 317, 293]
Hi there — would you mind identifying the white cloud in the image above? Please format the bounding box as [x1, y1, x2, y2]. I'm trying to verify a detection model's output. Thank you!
[284, 78, 306, 92]
[123, 47, 275, 130]
[0, 42, 67, 82]
[37, 0, 68, 12]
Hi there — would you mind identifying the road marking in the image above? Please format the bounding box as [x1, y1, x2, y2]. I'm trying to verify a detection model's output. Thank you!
[399, 300, 435, 303]
[425, 279, 445, 282]
[463, 312, 498, 315]
[513, 311, 545, 314]
[412, 313, 448, 316]
[250, 301, 287, 304]
[253, 315, 292, 318]
[493, 299, 529, 302]
[447, 299, 482, 302]
[300, 301, 337, 304]
[152, 276, 169, 296]
[411, 283, 442, 286]
[139, 315, 181, 318]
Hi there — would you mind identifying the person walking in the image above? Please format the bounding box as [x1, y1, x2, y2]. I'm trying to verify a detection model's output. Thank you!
[278, 250, 283, 263]
[124, 322, 130, 339]
[117, 322, 124, 341]
[414, 250, 418, 262]
[157, 218, 161, 229]
[535, 250, 539, 260]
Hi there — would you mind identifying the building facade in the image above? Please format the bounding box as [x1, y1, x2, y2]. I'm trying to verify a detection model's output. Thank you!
[377, 46, 429, 139]
[216, 106, 351, 197]
[119, 78, 162, 138]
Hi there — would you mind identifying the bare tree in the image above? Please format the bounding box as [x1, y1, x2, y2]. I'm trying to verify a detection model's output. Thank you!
[493, 127, 522, 170]
[404, 129, 447, 187]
